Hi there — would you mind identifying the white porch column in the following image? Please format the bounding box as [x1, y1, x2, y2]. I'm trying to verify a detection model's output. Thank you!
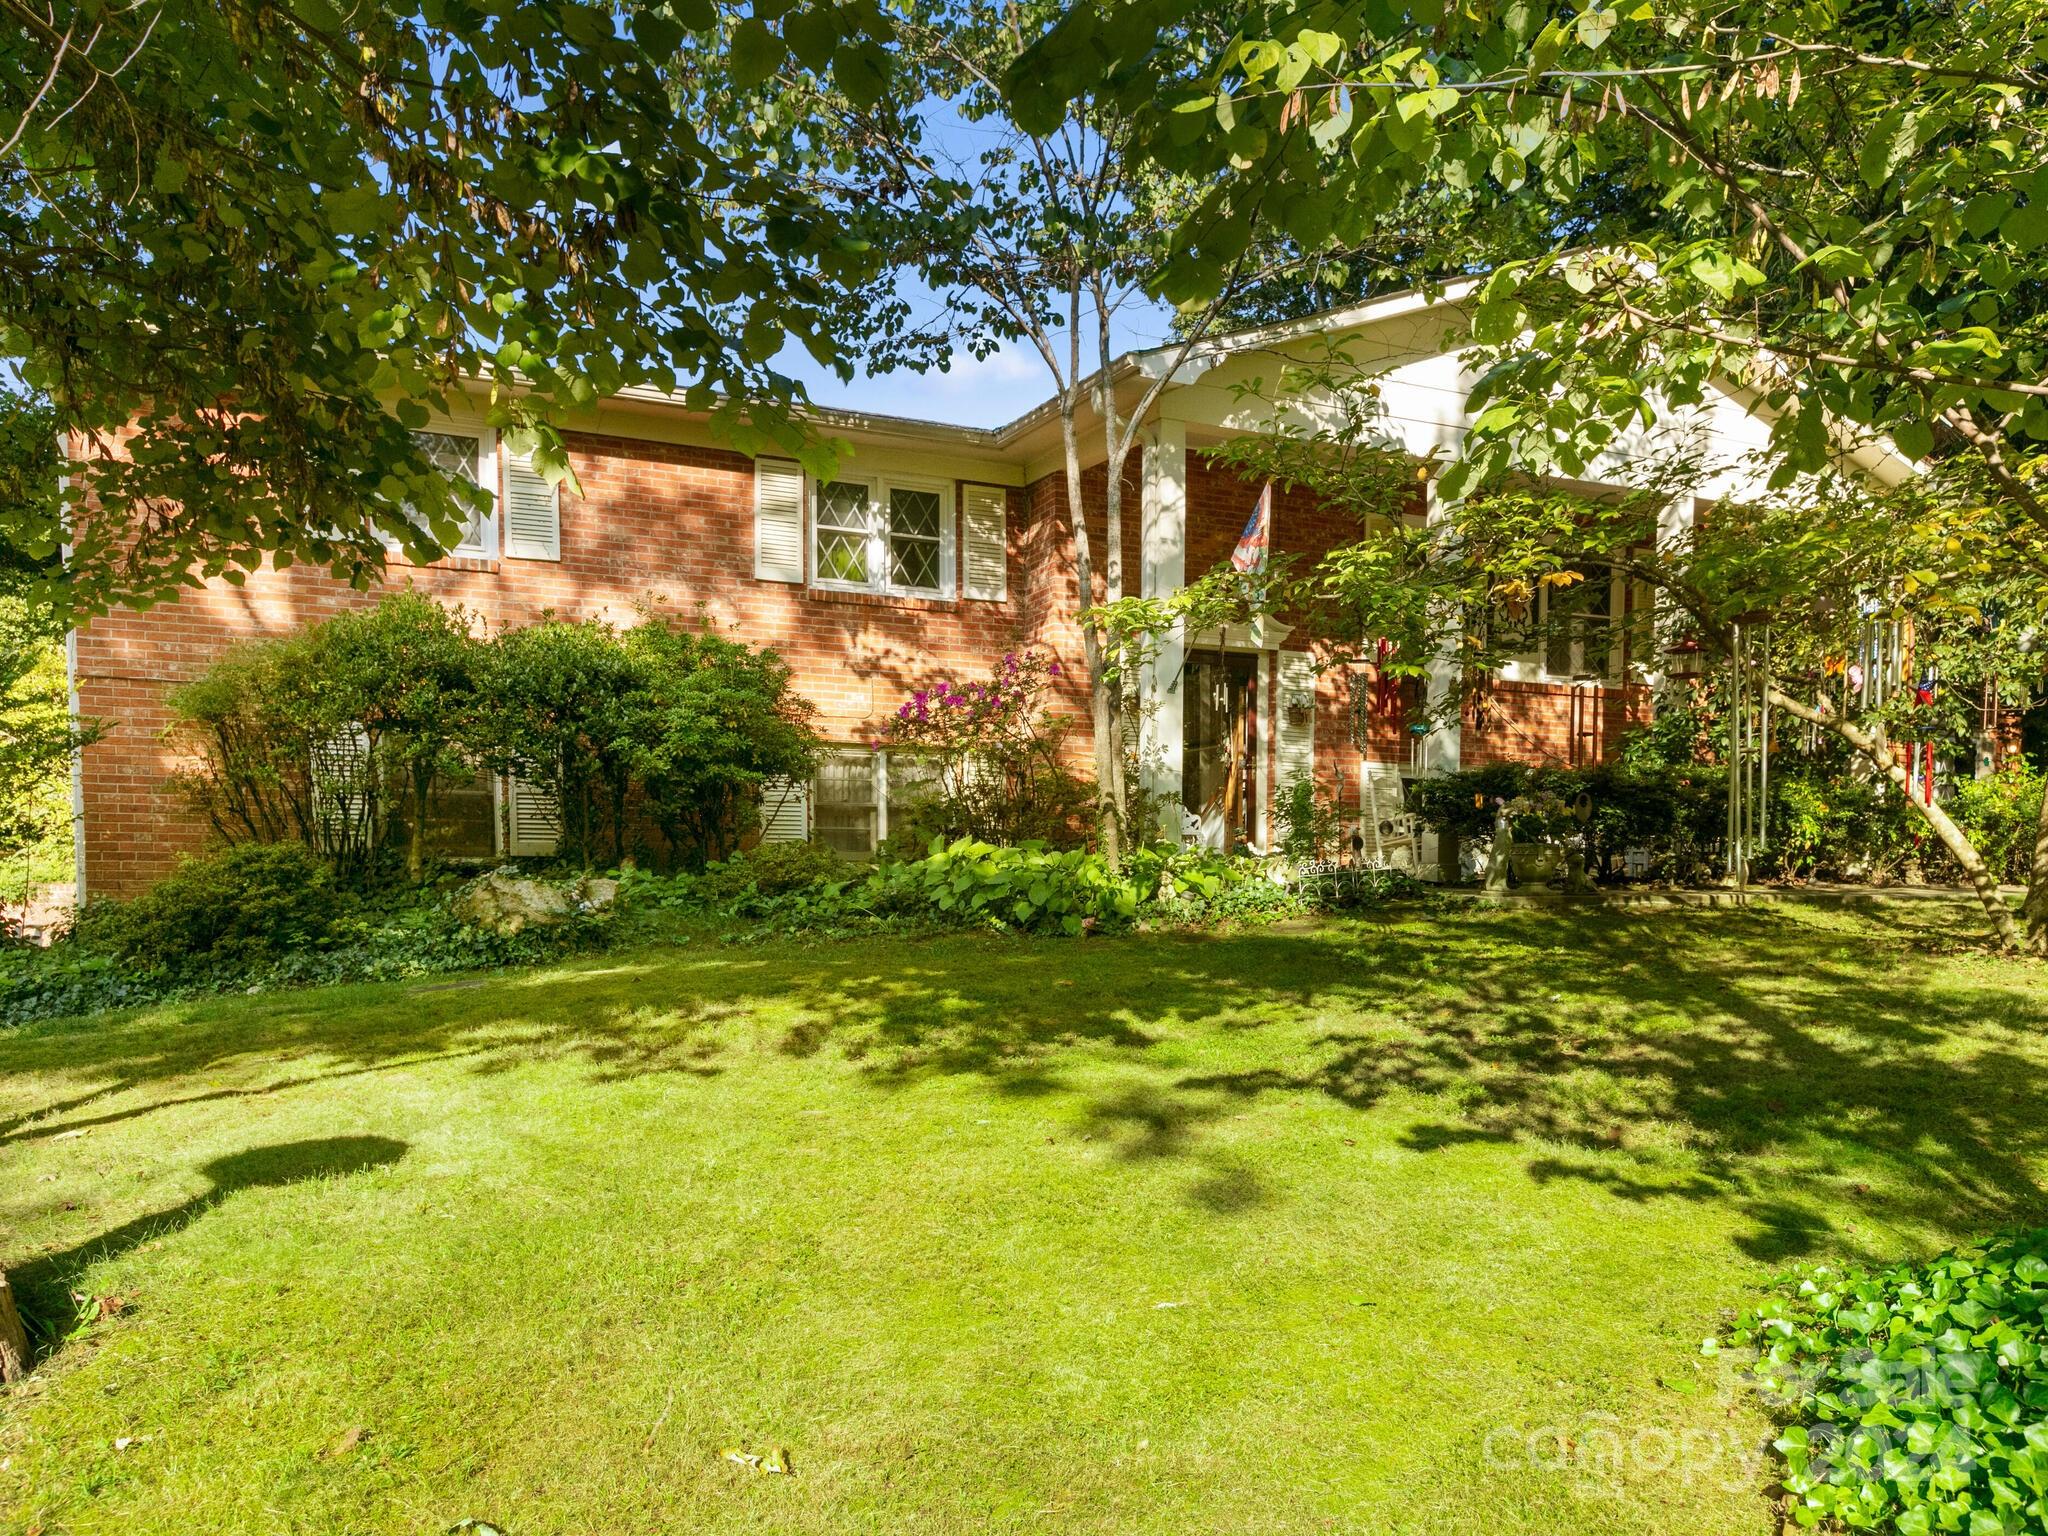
[1414, 479, 1462, 878]
[1140, 421, 1188, 839]
[1419, 479, 1462, 779]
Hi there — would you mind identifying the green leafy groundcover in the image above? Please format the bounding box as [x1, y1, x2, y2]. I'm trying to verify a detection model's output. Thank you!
[619, 838, 1327, 937]
[1710, 1229, 2048, 1534]
[1, 840, 1425, 1025]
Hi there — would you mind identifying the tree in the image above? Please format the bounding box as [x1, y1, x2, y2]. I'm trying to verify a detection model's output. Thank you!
[1014, 0, 2048, 939]
[0, 591, 95, 927]
[1196, 353, 2043, 945]
[623, 617, 819, 870]
[1, 0, 916, 615]
[692, 0, 1308, 861]
[468, 618, 643, 868]
[315, 594, 484, 882]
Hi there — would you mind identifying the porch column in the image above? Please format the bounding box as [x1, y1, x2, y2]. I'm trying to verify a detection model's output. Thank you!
[1417, 479, 1462, 878]
[1419, 478, 1462, 779]
[1140, 421, 1188, 839]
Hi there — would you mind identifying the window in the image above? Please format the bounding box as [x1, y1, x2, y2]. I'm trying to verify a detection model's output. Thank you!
[1541, 566, 1615, 680]
[815, 480, 874, 586]
[387, 429, 496, 561]
[886, 752, 942, 841]
[1489, 566, 1623, 681]
[810, 749, 939, 856]
[814, 750, 879, 855]
[811, 475, 954, 597]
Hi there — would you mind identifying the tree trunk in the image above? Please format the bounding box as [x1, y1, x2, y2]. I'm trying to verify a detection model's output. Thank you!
[1056, 387, 1122, 870]
[0, 1268, 29, 1383]
[2025, 776, 2048, 957]
[409, 763, 432, 883]
[1767, 686, 2021, 951]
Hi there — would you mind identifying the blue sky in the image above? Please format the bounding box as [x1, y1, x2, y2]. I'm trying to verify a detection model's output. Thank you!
[773, 282, 1180, 429]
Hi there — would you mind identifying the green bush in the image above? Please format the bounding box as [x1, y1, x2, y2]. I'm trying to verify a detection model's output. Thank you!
[626, 839, 1306, 937]
[1945, 765, 2042, 886]
[651, 840, 852, 915]
[1768, 769, 1919, 882]
[72, 843, 353, 970]
[1408, 760, 1722, 882]
[1710, 1228, 2048, 1535]
[4, 868, 606, 1026]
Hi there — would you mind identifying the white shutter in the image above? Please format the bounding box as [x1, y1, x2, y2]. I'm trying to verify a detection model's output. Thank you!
[1276, 650, 1317, 790]
[506, 775, 562, 856]
[311, 724, 373, 839]
[754, 457, 806, 582]
[504, 451, 561, 560]
[961, 483, 1008, 600]
[758, 775, 810, 842]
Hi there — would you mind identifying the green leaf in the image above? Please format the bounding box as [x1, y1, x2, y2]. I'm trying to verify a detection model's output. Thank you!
[1892, 417, 1935, 461]
[2003, 204, 2048, 253]
[1575, 7, 1618, 50]
[1804, 245, 1875, 282]
[729, 19, 785, 89]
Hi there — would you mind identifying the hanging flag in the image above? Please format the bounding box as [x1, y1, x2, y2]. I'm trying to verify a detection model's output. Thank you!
[1230, 483, 1272, 575]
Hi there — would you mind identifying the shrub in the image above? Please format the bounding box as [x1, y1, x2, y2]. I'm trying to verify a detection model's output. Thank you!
[72, 843, 353, 970]
[1945, 764, 2042, 885]
[1409, 761, 1721, 882]
[4, 867, 606, 1025]
[622, 620, 819, 870]
[879, 650, 1093, 848]
[1768, 769, 1919, 882]
[1710, 1228, 2048, 1535]
[175, 596, 822, 880]
[1295, 865, 1426, 909]
[168, 592, 490, 882]
[466, 616, 643, 866]
[1277, 776, 1343, 861]
[666, 840, 850, 914]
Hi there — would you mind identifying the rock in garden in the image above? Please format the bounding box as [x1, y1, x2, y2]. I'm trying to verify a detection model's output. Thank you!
[454, 872, 579, 934]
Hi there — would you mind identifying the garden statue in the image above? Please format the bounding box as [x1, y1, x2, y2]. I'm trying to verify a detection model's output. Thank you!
[1483, 798, 1514, 893]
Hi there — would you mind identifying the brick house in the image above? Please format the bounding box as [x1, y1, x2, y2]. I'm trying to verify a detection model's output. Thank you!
[69, 282, 1914, 897]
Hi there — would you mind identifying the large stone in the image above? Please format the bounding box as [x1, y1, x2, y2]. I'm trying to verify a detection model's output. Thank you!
[453, 870, 622, 934]
[454, 871, 579, 934]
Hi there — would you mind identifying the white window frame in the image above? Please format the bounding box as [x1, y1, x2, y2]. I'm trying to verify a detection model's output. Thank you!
[808, 747, 944, 856]
[810, 473, 956, 600]
[384, 425, 500, 563]
[1496, 565, 1626, 685]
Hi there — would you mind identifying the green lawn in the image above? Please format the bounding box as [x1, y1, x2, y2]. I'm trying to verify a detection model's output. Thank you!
[3, 898, 2046, 1535]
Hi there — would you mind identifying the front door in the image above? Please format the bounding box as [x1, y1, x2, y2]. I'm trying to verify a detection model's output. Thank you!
[1183, 652, 1259, 850]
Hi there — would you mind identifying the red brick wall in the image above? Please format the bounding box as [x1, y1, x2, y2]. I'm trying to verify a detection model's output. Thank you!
[1462, 680, 1654, 769]
[1014, 458, 1144, 764]
[75, 431, 1036, 896]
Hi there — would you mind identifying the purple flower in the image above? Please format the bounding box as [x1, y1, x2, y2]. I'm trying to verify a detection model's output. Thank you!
[1047, 661, 1061, 676]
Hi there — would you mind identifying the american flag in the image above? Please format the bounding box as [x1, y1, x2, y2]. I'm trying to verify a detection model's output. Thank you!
[1230, 483, 1272, 575]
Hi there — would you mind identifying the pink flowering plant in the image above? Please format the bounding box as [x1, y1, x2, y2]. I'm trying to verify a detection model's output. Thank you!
[880, 650, 1093, 849]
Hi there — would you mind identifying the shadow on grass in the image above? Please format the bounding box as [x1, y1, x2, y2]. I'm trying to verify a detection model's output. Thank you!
[12, 1135, 409, 1368]
[3, 899, 2045, 1265]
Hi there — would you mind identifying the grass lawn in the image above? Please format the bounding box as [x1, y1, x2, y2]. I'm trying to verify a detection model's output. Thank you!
[3, 897, 2046, 1535]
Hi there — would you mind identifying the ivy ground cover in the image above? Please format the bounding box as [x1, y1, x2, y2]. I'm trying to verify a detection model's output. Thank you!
[3, 897, 2046, 1535]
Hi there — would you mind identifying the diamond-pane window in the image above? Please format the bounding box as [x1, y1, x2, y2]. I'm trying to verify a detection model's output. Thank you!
[816, 480, 873, 585]
[815, 479, 872, 585]
[396, 430, 491, 555]
[889, 486, 944, 594]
